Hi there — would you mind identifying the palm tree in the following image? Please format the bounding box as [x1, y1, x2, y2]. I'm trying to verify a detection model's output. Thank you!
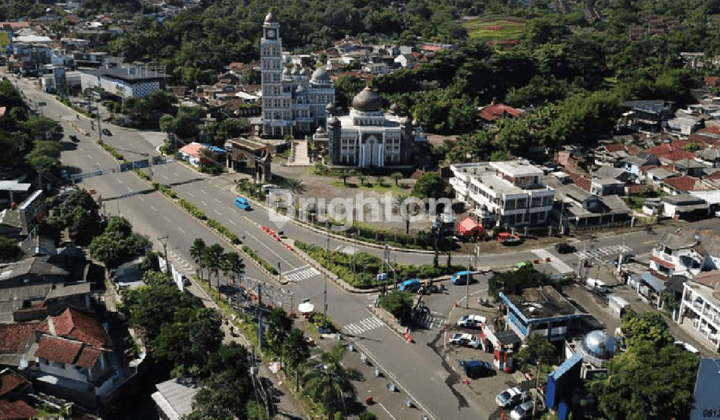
[357, 174, 367, 186]
[284, 328, 310, 392]
[337, 169, 350, 186]
[375, 176, 385, 187]
[284, 178, 306, 195]
[190, 238, 206, 280]
[302, 343, 356, 418]
[222, 252, 245, 285]
[390, 171, 403, 186]
[392, 193, 415, 235]
[266, 308, 292, 356]
[203, 244, 224, 291]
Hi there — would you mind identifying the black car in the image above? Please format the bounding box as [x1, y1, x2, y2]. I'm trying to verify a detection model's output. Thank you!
[555, 242, 576, 254]
[613, 253, 635, 266]
[102, 128, 112, 136]
[69, 135, 80, 143]
[459, 359, 494, 378]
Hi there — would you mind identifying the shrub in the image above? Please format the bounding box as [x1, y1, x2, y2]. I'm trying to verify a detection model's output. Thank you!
[207, 219, 239, 243]
[133, 169, 151, 181]
[98, 141, 126, 162]
[241, 245, 278, 275]
[178, 198, 206, 219]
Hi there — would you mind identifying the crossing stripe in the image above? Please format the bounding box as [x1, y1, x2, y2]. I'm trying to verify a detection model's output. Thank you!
[342, 316, 385, 336]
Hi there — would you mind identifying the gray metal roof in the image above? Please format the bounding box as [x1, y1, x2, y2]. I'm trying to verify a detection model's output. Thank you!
[690, 358, 720, 420]
[152, 378, 200, 420]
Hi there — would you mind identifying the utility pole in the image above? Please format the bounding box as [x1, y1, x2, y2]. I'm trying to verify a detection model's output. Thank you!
[324, 223, 329, 317]
[466, 254, 470, 309]
[158, 235, 169, 274]
[257, 284, 263, 351]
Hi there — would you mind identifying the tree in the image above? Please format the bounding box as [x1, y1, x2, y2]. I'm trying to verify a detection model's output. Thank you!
[190, 238, 206, 280]
[488, 266, 552, 300]
[392, 193, 416, 235]
[357, 173, 367, 186]
[89, 216, 151, 268]
[265, 308, 293, 356]
[0, 236, 21, 262]
[203, 244, 224, 291]
[47, 190, 103, 246]
[302, 343, 356, 418]
[187, 370, 255, 420]
[411, 172, 447, 199]
[220, 251, 244, 285]
[514, 333, 557, 371]
[378, 291, 413, 321]
[587, 340, 699, 420]
[284, 178, 306, 195]
[620, 310, 674, 349]
[337, 170, 351, 186]
[390, 172, 403, 186]
[284, 328, 311, 391]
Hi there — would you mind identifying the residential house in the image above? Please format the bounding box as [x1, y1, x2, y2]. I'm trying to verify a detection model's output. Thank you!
[622, 154, 660, 178]
[643, 166, 675, 187]
[449, 160, 555, 228]
[361, 62, 389, 75]
[696, 148, 720, 167]
[661, 175, 701, 195]
[554, 184, 631, 227]
[592, 165, 631, 183]
[665, 110, 703, 135]
[478, 103, 522, 125]
[648, 228, 720, 280]
[678, 270, 720, 352]
[620, 100, 674, 132]
[0, 256, 71, 289]
[659, 194, 709, 220]
[590, 177, 625, 196]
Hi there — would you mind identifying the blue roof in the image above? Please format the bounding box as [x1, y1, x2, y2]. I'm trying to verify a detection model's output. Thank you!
[201, 144, 227, 154]
[690, 358, 720, 420]
[640, 271, 666, 292]
[549, 354, 583, 380]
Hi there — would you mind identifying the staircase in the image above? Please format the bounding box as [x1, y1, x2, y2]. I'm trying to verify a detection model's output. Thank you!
[287, 140, 311, 166]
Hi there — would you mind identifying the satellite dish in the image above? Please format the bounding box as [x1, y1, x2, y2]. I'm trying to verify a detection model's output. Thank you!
[18, 358, 28, 370]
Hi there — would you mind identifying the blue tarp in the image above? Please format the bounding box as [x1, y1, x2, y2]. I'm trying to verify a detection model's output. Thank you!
[201, 144, 227, 154]
[640, 271, 666, 292]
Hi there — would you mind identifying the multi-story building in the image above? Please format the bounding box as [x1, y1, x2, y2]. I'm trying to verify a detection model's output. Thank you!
[450, 160, 555, 227]
[260, 11, 334, 137]
[678, 270, 720, 352]
[79, 65, 169, 99]
[648, 228, 720, 280]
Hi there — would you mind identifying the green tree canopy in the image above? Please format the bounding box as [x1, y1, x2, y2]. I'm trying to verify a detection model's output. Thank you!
[0, 236, 21, 262]
[620, 310, 674, 349]
[488, 266, 552, 300]
[47, 189, 103, 246]
[378, 291, 413, 321]
[89, 216, 151, 268]
[411, 172, 448, 199]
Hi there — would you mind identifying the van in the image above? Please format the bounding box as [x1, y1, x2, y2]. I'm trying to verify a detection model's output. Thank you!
[399, 278, 421, 293]
[451, 271, 473, 285]
[234, 196, 251, 210]
[586, 278, 608, 293]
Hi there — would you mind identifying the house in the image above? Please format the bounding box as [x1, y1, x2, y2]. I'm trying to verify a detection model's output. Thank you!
[0, 256, 70, 289]
[478, 103, 522, 124]
[697, 147, 720, 168]
[648, 228, 720, 280]
[499, 286, 588, 342]
[394, 53, 418, 69]
[643, 166, 675, 186]
[0, 282, 92, 324]
[592, 165, 631, 183]
[622, 154, 660, 178]
[661, 175, 701, 195]
[449, 160, 555, 228]
[620, 100, 674, 131]
[554, 184, 631, 227]
[590, 177, 625, 196]
[659, 194, 709, 220]
[361, 62, 389, 75]
[678, 270, 720, 352]
[151, 377, 200, 420]
[177, 142, 208, 167]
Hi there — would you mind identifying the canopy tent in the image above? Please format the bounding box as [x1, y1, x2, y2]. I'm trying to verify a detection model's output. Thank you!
[457, 217, 483, 236]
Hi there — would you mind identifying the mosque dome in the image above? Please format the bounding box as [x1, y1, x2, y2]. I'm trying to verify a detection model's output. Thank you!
[316, 125, 326, 134]
[352, 86, 383, 112]
[328, 117, 340, 127]
[311, 66, 331, 82]
[580, 330, 618, 360]
[264, 11, 277, 24]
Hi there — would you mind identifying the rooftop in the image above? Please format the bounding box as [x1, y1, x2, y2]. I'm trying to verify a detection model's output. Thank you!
[502, 286, 582, 320]
[151, 378, 201, 420]
[50, 307, 111, 348]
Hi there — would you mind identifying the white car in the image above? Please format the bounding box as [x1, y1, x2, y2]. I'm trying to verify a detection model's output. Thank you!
[496, 386, 529, 408]
[449, 333, 481, 348]
[510, 400, 534, 420]
[674, 341, 700, 355]
[457, 314, 487, 329]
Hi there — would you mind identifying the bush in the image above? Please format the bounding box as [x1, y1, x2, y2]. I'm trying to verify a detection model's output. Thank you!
[152, 182, 178, 199]
[242, 245, 278, 275]
[133, 169, 151, 181]
[207, 219, 239, 243]
[178, 198, 206, 219]
[98, 141, 126, 162]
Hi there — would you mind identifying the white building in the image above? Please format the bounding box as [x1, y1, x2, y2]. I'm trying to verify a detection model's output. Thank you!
[648, 228, 720, 280]
[260, 11, 334, 137]
[79, 65, 170, 99]
[450, 160, 555, 227]
[678, 270, 720, 352]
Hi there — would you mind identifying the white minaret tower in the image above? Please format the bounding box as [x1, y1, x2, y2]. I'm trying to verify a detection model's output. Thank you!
[261, 11, 288, 138]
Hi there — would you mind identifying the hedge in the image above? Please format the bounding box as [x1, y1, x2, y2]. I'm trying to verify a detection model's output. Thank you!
[242, 245, 279, 275]
[207, 219, 239, 243]
[152, 182, 178, 199]
[178, 198, 206, 219]
[133, 169, 151, 181]
[98, 141, 126, 162]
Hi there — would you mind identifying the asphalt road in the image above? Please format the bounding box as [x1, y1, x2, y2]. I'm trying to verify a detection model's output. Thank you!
[11, 71, 720, 420]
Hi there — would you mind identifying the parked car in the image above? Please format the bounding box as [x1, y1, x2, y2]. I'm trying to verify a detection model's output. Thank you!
[449, 333, 481, 348]
[456, 314, 486, 329]
[262, 184, 279, 193]
[101, 128, 112, 136]
[450, 270, 473, 285]
[510, 400, 534, 420]
[399, 278, 421, 293]
[69, 135, 79, 142]
[458, 359, 494, 378]
[497, 232, 523, 246]
[585, 278, 608, 293]
[234, 196, 251, 210]
[60, 169, 69, 180]
[496, 387, 529, 408]
[613, 253, 635, 267]
[555, 242, 576, 254]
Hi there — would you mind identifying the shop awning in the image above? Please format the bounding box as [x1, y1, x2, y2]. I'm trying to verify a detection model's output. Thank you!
[457, 217, 482, 236]
[641, 271, 666, 292]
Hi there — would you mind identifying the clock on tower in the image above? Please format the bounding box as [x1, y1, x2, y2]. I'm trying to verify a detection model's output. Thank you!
[267, 29, 276, 38]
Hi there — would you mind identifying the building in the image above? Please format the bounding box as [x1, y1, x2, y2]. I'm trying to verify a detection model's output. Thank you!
[563, 330, 620, 379]
[678, 271, 720, 352]
[450, 160, 555, 227]
[649, 228, 720, 280]
[79, 65, 170, 99]
[499, 286, 588, 342]
[260, 11, 335, 137]
[690, 358, 720, 420]
[659, 194, 709, 220]
[321, 87, 415, 167]
[554, 184, 631, 227]
[151, 377, 200, 420]
[224, 137, 272, 182]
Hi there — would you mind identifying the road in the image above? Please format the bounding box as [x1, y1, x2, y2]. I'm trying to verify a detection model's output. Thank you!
[10, 72, 720, 419]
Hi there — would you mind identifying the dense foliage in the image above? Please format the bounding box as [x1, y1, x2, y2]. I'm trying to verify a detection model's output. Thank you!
[89, 216, 151, 268]
[46, 189, 103, 246]
[487, 265, 553, 299]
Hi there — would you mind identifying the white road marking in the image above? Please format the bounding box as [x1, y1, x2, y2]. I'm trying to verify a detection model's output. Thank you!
[202, 201, 208, 206]
[164, 216, 171, 222]
[116, 178, 123, 184]
[229, 219, 237, 226]
[377, 403, 398, 420]
[150, 206, 157, 212]
[214, 209, 222, 216]
[161, 174, 168, 179]
[87, 154, 93, 159]
[173, 172, 179, 177]
[187, 192, 194, 197]
[214, 198, 221, 203]
[138, 196, 145, 201]
[178, 227, 185, 234]
[244, 232, 295, 268]
[127, 186, 132, 193]
[200, 189, 207, 194]
[342, 316, 385, 335]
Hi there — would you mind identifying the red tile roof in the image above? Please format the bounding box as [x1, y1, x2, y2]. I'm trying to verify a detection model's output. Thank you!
[650, 255, 675, 269]
[699, 126, 720, 136]
[34, 336, 82, 365]
[663, 175, 699, 192]
[0, 370, 29, 397]
[479, 104, 522, 122]
[603, 143, 626, 153]
[0, 400, 38, 420]
[178, 142, 205, 158]
[626, 184, 645, 195]
[76, 346, 103, 369]
[0, 322, 48, 354]
[662, 149, 696, 162]
[51, 308, 111, 348]
[705, 76, 720, 87]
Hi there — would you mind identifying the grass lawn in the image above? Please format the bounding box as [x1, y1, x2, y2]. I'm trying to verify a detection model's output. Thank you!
[330, 180, 410, 195]
[464, 15, 526, 41]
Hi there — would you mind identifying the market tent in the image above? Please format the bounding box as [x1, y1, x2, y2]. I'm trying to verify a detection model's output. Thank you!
[457, 217, 482, 236]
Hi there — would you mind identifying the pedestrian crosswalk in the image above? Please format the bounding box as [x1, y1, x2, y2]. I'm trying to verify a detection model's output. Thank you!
[283, 265, 320, 282]
[412, 312, 444, 330]
[574, 245, 632, 263]
[342, 316, 385, 336]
